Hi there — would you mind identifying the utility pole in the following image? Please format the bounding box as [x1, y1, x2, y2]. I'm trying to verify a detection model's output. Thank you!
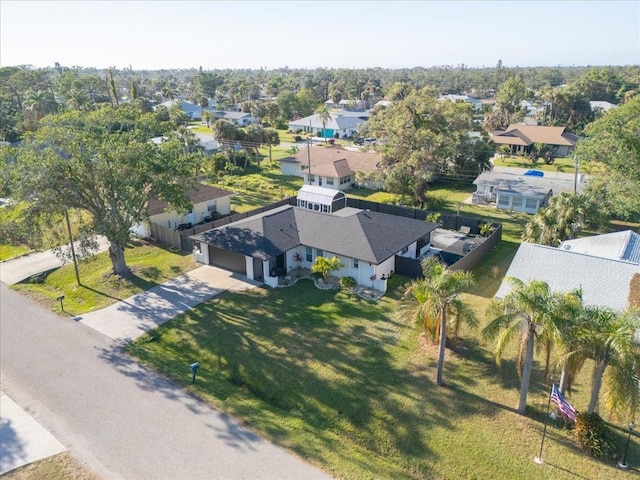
[573, 155, 579, 194]
[64, 209, 81, 286]
[307, 137, 311, 184]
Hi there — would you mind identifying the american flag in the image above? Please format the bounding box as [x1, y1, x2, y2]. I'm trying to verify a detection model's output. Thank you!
[551, 384, 577, 423]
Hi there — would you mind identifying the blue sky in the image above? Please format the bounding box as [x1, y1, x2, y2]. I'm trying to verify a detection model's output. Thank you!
[1, 1, 638, 70]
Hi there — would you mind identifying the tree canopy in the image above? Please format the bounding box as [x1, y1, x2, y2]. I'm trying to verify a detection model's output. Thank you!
[362, 86, 492, 206]
[574, 95, 640, 220]
[11, 105, 196, 276]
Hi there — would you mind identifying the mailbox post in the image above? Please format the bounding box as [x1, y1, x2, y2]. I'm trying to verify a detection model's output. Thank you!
[56, 295, 65, 311]
[190, 362, 200, 384]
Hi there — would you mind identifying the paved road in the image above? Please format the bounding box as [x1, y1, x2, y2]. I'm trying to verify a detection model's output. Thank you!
[0, 283, 332, 480]
[0, 236, 110, 285]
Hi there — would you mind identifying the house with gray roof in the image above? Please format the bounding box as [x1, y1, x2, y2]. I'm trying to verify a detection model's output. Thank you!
[439, 94, 483, 111]
[155, 100, 203, 120]
[190, 186, 438, 291]
[209, 110, 258, 126]
[497, 241, 640, 311]
[288, 113, 368, 139]
[472, 170, 584, 214]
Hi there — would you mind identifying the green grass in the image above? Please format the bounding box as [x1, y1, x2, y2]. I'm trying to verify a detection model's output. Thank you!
[493, 156, 576, 173]
[0, 243, 29, 261]
[12, 240, 198, 315]
[128, 273, 637, 480]
[1, 452, 101, 480]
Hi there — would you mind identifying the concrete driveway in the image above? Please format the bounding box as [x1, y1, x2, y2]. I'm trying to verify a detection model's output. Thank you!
[0, 236, 110, 285]
[77, 266, 260, 341]
[0, 391, 66, 475]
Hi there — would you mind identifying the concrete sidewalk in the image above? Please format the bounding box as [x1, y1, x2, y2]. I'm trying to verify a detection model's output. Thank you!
[0, 236, 110, 285]
[0, 391, 66, 475]
[77, 265, 260, 342]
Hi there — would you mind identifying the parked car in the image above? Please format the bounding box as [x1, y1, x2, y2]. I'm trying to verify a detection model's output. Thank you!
[354, 137, 365, 145]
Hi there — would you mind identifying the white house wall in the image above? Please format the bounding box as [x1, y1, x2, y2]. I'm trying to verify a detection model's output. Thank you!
[150, 197, 232, 229]
[496, 193, 541, 214]
[280, 162, 303, 176]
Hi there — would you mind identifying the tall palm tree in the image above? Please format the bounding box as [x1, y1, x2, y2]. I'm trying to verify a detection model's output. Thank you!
[315, 105, 332, 143]
[401, 257, 475, 386]
[575, 307, 640, 414]
[482, 278, 562, 413]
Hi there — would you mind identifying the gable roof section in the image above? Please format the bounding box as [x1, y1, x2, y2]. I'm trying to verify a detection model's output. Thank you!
[148, 184, 235, 216]
[491, 125, 578, 147]
[473, 171, 578, 198]
[559, 230, 640, 264]
[192, 206, 438, 264]
[284, 146, 381, 176]
[496, 242, 640, 311]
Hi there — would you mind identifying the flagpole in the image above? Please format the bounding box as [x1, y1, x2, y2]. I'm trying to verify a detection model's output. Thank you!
[535, 383, 554, 464]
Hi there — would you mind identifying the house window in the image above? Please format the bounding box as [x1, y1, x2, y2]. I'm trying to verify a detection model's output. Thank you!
[512, 196, 523, 207]
[319, 177, 323, 186]
[401, 245, 409, 255]
[306, 246, 313, 262]
[207, 201, 217, 212]
[326, 178, 334, 185]
[313, 204, 320, 211]
[316, 249, 324, 257]
[497, 196, 510, 207]
[322, 205, 330, 213]
[525, 198, 538, 210]
[309, 174, 315, 183]
[299, 200, 307, 208]
[353, 259, 359, 269]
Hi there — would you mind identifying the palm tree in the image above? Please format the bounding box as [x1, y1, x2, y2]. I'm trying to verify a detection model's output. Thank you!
[482, 278, 563, 413]
[576, 307, 640, 414]
[401, 257, 475, 386]
[315, 105, 332, 143]
[521, 193, 587, 246]
[311, 256, 343, 281]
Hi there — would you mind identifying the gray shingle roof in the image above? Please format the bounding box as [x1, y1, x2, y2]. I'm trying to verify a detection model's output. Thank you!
[473, 171, 581, 197]
[192, 206, 438, 264]
[496, 242, 640, 311]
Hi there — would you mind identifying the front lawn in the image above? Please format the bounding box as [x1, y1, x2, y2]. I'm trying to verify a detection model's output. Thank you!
[128, 275, 636, 479]
[12, 241, 198, 315]
[493, 155, 576, 173]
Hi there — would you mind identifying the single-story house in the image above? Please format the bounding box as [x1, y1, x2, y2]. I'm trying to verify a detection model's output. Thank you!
[132, 184, 235, 238]
[288, 113, 367, 139]
[209, 110, 258, 126]
[279, 146, 383, 190]
[589, 101, 618, 113]
[324, 99, 366, 111]
[154, 100, 203, 120]
[496, 238, 640, 311]
[490, 124, 579, 157]
[472, 171, 583, 214]
[190, 186, 439, 291]
[439, 94, 483, 111]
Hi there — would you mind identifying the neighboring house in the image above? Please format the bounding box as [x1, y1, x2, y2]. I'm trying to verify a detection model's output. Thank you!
[490, 124, 579, 157]
[132, 184, 235, 238]
[589, 101, 618, 113]
[155, 100, 203, 120]
[279, 146, 383, 190]
[439, 94, 483, 111]
[324, 99, 365, 111]
[209, 110, 258, 126]
[496, 239, 640, 311]
[374, 100, 392, 109]
[191, 186, 439, 291]
[151, 133, 221, 155]
[288, 113, 367, 139]
[472, 171, 583, 214]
